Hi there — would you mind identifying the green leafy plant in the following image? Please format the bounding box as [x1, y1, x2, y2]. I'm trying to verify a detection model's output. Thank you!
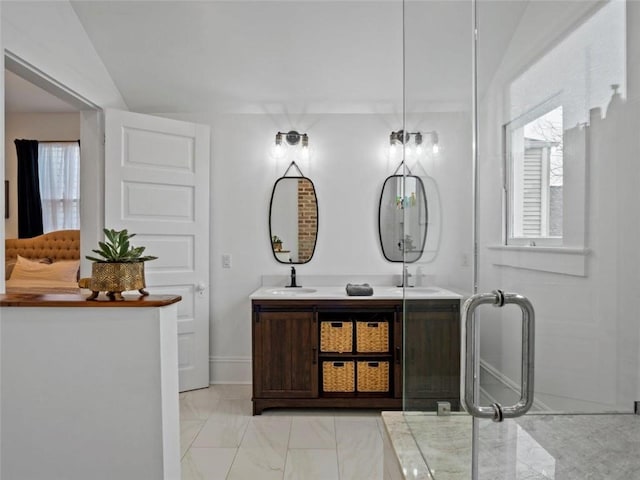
[86, 228, 158, 263]
[272, 235, 282, 244]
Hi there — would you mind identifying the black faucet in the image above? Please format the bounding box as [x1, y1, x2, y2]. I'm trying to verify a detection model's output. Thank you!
[287, 266, 300, 288]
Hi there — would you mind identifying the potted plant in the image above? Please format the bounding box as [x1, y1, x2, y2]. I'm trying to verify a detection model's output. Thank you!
[271, 235, 283, 251]
[82, 228, 158, 301]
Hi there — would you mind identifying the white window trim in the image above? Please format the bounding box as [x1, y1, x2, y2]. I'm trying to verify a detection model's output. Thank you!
[488, 245, 589, 277]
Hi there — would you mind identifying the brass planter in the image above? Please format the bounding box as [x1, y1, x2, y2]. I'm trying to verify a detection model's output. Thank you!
[85, 262, 149, 301]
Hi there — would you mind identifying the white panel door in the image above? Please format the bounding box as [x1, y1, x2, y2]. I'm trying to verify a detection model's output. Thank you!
[105, 109, 210, 392]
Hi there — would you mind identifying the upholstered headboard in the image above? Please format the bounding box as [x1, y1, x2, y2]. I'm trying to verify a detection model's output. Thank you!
[5, 230, 80, 262]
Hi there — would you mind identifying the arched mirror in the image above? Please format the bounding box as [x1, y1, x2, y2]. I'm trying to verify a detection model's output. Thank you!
[378, 174, 428, 263]
[269, 176, 318, 264]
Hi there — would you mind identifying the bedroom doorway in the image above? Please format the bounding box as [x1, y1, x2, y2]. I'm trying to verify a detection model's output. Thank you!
[3, 54, 212, 392]
[3, 52, 103, 284]
[5, 69, 81, 238]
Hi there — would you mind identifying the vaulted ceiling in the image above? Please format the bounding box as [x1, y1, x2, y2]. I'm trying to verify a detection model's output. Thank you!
[10, 1, 572, 115]
[67, 1, 527, 115]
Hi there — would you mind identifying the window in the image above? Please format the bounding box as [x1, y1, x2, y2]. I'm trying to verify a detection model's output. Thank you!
[503, 1, 625, 248]
[38, 142, 80, 232]
[505, 104, 563, 245]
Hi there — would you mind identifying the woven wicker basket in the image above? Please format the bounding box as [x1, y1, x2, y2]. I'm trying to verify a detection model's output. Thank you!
[322, 361, 355, 392]
[320, 321, 353, 353]
[356, 321, 389, 353]
[357, 361, 390, 392]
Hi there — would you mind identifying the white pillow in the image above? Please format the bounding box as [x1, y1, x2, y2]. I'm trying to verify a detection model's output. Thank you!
[9, 255, 79, 283]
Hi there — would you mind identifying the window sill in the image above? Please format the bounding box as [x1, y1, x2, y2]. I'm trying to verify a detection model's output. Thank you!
[487, 245, 590, 277]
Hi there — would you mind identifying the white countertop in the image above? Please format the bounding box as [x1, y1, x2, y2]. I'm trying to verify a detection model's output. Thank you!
[249, 285, 463, 300]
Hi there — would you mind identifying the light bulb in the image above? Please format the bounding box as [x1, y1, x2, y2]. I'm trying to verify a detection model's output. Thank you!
[273, 143, 284, 159]
[414, 132, 423, 156]
[405, 143, 414, 160]
[389, 143, 398, 158]
[300, 145, 310, 161]
[430, 131, 439, 154]
[273, 132, 285, 159]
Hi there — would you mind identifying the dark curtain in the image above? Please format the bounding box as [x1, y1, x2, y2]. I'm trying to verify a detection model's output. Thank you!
[15, 139, 43, 238]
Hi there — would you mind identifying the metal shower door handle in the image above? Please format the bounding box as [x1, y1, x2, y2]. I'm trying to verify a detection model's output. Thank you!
[461, 290, 535, 422]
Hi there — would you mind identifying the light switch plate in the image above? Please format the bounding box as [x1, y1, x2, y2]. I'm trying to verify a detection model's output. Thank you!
[222, 254, 232, 269]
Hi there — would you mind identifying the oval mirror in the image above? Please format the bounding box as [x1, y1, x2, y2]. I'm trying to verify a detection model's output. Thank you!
[269, 177, 318, 264]
[378, 175, 428, 263]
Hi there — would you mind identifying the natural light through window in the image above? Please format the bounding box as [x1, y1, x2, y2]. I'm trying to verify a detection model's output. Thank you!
[504, 1, 625, 247]
[38, 142, 80, 233]
[508, 106, 563, 241]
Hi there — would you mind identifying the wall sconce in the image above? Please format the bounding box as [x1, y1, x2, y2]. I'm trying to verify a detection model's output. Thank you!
[389, 129, 439, 159]
[274, 130, 310, 161]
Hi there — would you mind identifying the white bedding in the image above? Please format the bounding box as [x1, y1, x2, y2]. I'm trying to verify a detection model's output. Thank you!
[6, 278, 81, 295]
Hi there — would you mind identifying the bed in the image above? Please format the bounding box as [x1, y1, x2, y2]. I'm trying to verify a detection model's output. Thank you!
[5, 230, 81, 294]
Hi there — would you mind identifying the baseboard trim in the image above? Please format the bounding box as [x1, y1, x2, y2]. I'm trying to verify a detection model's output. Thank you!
[209, 356, 252, 384]
[480, 360, 551, 412]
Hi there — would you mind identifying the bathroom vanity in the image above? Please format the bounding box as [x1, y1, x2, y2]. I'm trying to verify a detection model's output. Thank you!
[250, 286, 461, 415]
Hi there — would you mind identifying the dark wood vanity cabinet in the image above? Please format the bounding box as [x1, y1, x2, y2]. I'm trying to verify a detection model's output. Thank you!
[251, 298, 460, 415]
[403, 300, 461, 411]
[252, 310, 318, 399]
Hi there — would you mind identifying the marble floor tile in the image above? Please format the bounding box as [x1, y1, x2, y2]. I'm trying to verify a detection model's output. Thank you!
[265, 408, 340, 417]
[180, 419, 206, 458]
[212, 398, 252, 416]
[179, 386, 640, 480]
[284, 448, 340, 480]
[180, 387, 222, 420]
[241, 416, 292, 456]
[289, 416, 336, 449]
[215, 384, 252, 400]
[226, 447, 287, 480]
[387, 413, 640, 480]
[336, 417, 384, 480]
[181, 447, 237, 480]
[191, 399, 251, 448]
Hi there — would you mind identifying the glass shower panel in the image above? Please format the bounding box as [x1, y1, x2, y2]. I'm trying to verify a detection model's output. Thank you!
[401, 0, 474, 409]
[398, 1, 640, 478]
[477, 0, 635, 417]
[473, 0, 640, 477]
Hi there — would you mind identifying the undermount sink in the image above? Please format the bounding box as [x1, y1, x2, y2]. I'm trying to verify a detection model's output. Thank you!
[266, 288, 318, 295]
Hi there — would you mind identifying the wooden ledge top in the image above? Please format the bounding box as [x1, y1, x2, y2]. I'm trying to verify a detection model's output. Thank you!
[0, 294, 182, 308]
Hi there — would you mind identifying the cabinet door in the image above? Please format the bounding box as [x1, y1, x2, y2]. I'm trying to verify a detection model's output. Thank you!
[404, 300, 460, 409]
[253, 310, 318, 398]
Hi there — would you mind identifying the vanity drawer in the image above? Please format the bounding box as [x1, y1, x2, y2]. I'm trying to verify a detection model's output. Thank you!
[322, 361, 355, 392]
[320, 321, 353, 353]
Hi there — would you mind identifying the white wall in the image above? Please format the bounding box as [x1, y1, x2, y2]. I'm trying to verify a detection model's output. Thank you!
[406, 114, 473, 294]
[4, 112, 80, 238]
[165, 111, 469, 383]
